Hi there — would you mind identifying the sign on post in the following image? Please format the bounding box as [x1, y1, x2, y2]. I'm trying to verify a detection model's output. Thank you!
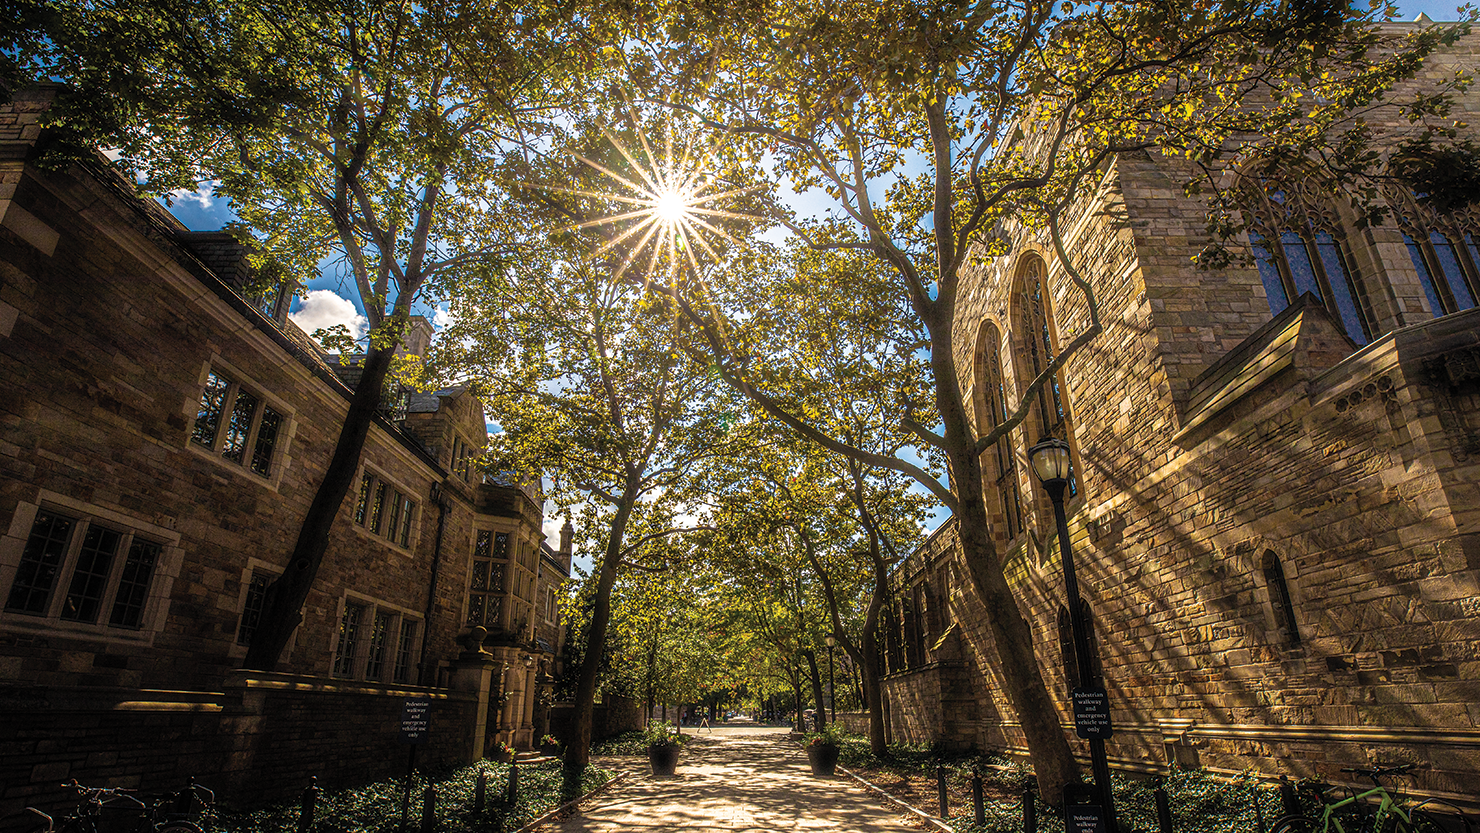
[1071, 686, 1112, 740]
[400, 697, 431, 745]
[1066, 802, 1107, 833]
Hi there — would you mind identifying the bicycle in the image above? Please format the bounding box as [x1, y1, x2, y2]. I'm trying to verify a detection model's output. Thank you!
[23, 780, 215, 833]
[1271, 764, 1473, 833]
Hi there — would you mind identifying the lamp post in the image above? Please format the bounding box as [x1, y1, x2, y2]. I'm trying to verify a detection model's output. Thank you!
[1028, 436, 1117, 830]
[824, 633, 837, 722]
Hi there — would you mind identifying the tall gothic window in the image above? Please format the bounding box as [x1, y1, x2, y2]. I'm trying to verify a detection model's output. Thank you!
[976, 322, 1024, 540]
[1262, 551, 1301, 647]
[1387, 187, 1479, 317]
[1241, 174, 1372, 345]
[1011, 255, 1078, 498]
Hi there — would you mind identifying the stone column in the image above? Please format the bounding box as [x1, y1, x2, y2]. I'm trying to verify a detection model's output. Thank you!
[448, 628, 498, 762]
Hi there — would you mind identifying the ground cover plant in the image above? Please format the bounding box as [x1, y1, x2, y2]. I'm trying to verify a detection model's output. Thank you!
[827, 729, 1284, 833]
[213, 760, 612, 833]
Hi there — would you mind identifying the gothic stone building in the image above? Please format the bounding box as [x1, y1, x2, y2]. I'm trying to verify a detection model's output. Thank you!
[0, 85, 570, 823]
[879, 25, 1480, 807]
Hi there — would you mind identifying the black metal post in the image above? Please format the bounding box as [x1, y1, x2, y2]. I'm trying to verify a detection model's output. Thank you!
[1154, 784, 1173, 833]
[297, 777, 319, 833]
[1022, 784, 1037, 833]
[1045, 478, 1117, 830]
[418, 786, 436, 833]
[401, 746, 417, 832]
[936, 766, 949, 818]
[972, 772, 985, 825]
[506, 762, 519, 805]
[474, 769, 487, 814]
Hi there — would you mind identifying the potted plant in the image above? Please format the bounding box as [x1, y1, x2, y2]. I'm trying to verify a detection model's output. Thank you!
[643, 721, 681, 776]
[539, 734, 562, 757]
[489, 740, 515, 763]
[804, 723, 843, 776]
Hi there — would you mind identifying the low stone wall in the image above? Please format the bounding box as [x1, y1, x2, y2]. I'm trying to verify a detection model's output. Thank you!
[834, 711, 871, 735]
[0, 674, 480, 832]
[546, 694, 645, 744]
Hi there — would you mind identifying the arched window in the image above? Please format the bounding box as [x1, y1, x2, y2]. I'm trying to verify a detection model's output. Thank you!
[1242, 173, 1372, 345]
[1011, 255, 1078, 498]
[1057, 604, 1078, 692]
[1057, 599, 1104, 691]
[976, 322, 1024, 540]
[1261, 551, 1301, 647]
[1387, 187, 1479, 317]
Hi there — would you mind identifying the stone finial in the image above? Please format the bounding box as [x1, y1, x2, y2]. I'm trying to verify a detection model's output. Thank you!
[459, 625, 490, 656]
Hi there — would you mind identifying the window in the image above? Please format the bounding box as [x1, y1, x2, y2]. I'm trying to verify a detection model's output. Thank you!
[1242, 174, 1372, 345]
[331, 597, 421, 682]
[332, 602, 364, 678]
[393, 620, 418, 684]
[350, 469, 418, 549]
[5, 508, 164, 631]
[1056, 599, 1104, 690]
[1011, 255, 1079, 498]
[1262, 551, 1301, 647]
[976, 321, 1024, 540]
[236, 570, 274, 645]
[450, 436, 479, 483]
[1387, 187, 1479, 317]
[191, 369, 285, 477]
[467, 530, 509, 629]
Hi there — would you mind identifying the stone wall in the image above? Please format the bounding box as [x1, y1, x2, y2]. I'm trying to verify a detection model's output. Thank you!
[883, 27, 1480, 809]
[0, 674, 480, 829]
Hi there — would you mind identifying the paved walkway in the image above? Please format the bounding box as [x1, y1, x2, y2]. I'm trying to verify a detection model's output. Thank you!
[543, 726, 922, 832]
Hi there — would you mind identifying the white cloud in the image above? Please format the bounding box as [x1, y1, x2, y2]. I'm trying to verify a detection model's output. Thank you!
[433, 304, 456, 331]
[289, 290, 368, 350]
[168, 180, 220, 209]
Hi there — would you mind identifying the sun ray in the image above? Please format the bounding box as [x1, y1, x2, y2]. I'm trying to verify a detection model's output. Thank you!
[547, 105, 771, 299]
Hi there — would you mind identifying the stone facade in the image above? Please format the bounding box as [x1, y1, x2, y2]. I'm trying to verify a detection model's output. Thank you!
[881, 26, 1480, 808]
[0, 87, 570, 822]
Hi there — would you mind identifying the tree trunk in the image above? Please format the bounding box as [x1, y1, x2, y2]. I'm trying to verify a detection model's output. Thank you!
[561, 488, 635, 798]
[860, 623, 887, 757]
[243, 338, 398, 670]
[928, 317, 1078, 806]
[804, 649, 826, 731]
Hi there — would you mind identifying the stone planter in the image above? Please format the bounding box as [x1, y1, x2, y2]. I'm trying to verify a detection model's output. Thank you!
[647, 743, 680, 776]
[806, 743, 839, 776]
[490, 746, 515, 763]
[540, 743, 562, 757]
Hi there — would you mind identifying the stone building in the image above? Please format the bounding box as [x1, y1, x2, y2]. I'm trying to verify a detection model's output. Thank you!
[879, 25, 1480, 807]
[0, 85, 570, 821]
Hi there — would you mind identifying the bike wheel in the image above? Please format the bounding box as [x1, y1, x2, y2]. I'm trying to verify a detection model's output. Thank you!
[1406, 803, 1472, 833]
[1272, 815, 1324, 833]
[156, 822, 203, 833]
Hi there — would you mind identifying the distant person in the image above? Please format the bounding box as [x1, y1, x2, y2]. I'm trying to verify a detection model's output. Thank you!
[699, 709, 711, 732]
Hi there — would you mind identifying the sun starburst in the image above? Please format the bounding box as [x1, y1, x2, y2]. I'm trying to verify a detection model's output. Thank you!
[543, 106, 765, 293]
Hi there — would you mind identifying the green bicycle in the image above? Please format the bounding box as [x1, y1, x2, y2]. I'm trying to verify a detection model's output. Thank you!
[1271, 763, 1473, 833]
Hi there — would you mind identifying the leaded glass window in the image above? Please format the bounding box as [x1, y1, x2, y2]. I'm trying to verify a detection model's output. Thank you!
[1387, 186, 1480, 317]
[1012, 256, 1078, 499]
[976, 322, 1023, 540]
[1242, 175, 1372, 345]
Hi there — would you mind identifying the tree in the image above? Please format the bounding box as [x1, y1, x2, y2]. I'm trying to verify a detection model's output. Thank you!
[433, 220, 748, 795]
[8, 0, 606, 670]
[607, 0, 1470, 802]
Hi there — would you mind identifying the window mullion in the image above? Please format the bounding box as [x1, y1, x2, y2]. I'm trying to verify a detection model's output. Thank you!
[97, 531, 133, 621]
[1425, 239, 1459, 313]
[217, 386, 240, 453]
[49, 520, 89, 619]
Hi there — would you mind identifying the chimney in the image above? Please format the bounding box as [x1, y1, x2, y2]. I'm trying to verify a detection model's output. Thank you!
[398, 315, 434, 357]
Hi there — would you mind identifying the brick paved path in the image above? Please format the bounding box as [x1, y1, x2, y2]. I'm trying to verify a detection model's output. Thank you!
[542, 725, 923, 832]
